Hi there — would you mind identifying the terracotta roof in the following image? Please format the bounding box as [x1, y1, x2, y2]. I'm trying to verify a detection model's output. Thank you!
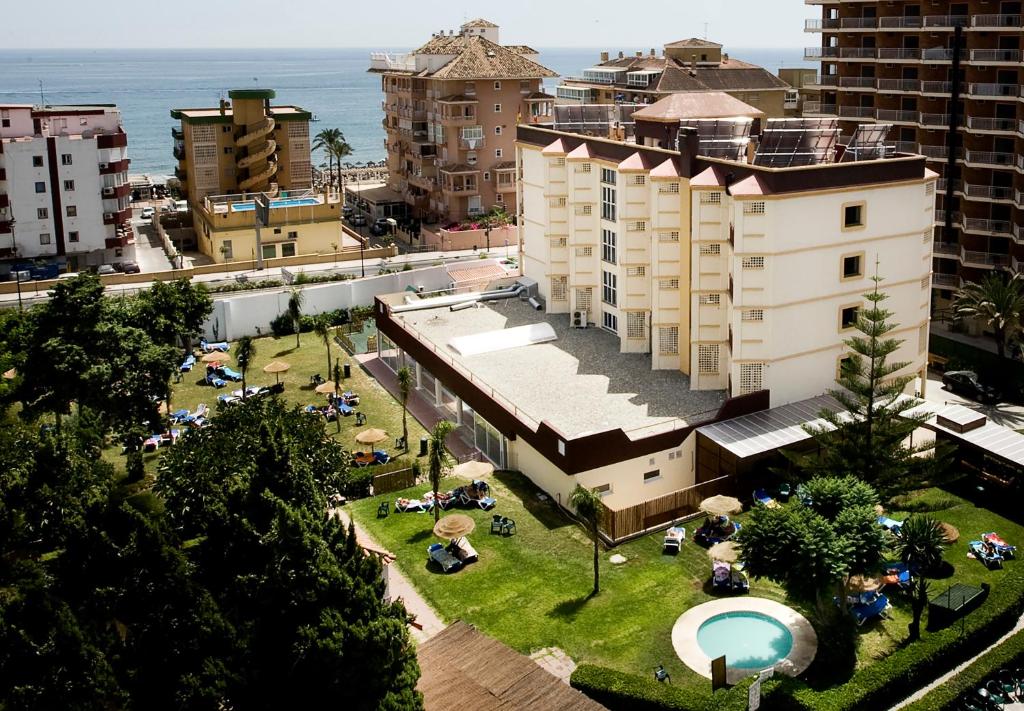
[730, 174, 770, 196]
[491, 161, 517, 171]
[618, 152, 663, 172]
[651, 158, 682, 178]
[462, 18, 498, 28]
[633, 92, 763, 122]
[665, 38, 723, 48]
[416, 621, 607, 711]
[412, 35, 557, 80]
[541, 138, 570, 155]
[437, 94, 479, 103]
[506, 45, 540, 55]
[566, 143, 594, 160]
[568, 56, 789, 94]
[439, 163, 480, 174]
[524, 92, 555, 100]
[690, 166, 725, 187]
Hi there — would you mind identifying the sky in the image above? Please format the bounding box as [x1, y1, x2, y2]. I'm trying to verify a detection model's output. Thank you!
[0, 0, 810, 50]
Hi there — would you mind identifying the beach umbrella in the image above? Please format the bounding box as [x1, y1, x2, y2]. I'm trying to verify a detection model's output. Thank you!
[699, 495, 743, 517]
[433, 514, 475, 540]
[940, 522, 960, 544]
[201, 352, 231, 363]
[355, 428, 388, 445]
[706, 541, 740, 563]
[2, 368, 16, 380]
[452, 460, 494, 479]
[315, 381, 341, 394]
[262, 360, 290, 383]
[846, 575, 881, 593]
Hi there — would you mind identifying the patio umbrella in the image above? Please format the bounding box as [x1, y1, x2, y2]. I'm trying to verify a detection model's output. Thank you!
[355, 428, 388, 445]
[201, 351, 231, 363]
[315, 381, 341, 395]
[433, 514, 475, 540]
[262, 360, 291, 384]
[706, 541, 740, 563]
[846, 574, 881, 593]
[699, 495, 743, 517]
[2, 368, 16, 380]
[940, 522, 960, 544]
[452, 460, 494, 479]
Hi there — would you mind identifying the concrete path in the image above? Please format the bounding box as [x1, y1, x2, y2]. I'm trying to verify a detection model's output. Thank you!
[530, 647, 578, 685]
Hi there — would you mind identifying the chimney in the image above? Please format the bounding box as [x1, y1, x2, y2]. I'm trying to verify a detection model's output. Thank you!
[650, 48, 656, 57]
[618, 51, 624, 59]
[690, 56, 697, 76]
[675, 127, 700, 176]
[600, 51, 609, 62]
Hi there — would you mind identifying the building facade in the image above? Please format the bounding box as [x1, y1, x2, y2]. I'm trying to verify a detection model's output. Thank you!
[369, 19, 557, 222]
[0, 104, 132, 271]
[556, 39, 793, 119]
[171, 89, 312, 207]
[803, 2, 1023, 306]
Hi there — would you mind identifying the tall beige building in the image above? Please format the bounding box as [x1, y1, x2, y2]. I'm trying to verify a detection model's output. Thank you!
[369, 19, 557, 222]
[171, 89, 312, 206]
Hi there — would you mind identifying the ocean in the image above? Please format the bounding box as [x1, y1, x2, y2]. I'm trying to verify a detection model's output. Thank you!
[0, 48, 810, 178]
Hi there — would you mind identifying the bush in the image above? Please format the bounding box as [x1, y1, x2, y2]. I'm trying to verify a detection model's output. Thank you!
[270, 312, 295, 338]
[570, 664, 752, 711]
[339, 467, 375, 498]
[761, 564, 1024, 710]
[209, 279, 284, 294]
[270, 308, 350, 338]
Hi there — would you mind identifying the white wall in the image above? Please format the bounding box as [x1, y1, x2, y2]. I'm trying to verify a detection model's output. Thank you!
[55, 136, 105, 257]
[3, 140, 56, 259]
[0, 106, 34, 139]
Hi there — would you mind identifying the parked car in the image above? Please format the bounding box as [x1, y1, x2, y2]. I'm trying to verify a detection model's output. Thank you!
[120, 261, 141, 274]
[140, 207, 155, 220]
[96, 264, 116, 275]
[370, 218, 392, 237]
[349, 214, 367, 227]
[942, 370, 1000, 404]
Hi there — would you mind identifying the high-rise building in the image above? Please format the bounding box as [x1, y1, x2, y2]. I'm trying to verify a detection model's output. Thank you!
[171, 89, 312, 207]
[369, 19, 558, 222]
[802, 4, 1023, 306]
[556, 39, 795, 119]
[0, 103, 132, 271]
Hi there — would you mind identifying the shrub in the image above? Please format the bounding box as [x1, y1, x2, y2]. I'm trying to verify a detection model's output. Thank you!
[270, 313, 295, 338]
[339, 468, 374, 498]
[570, 664, 752, 711]
[271, 308, 349, 338]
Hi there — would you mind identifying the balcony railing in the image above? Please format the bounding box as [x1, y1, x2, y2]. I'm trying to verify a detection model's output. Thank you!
[922, 15, 969, 28]
[877, 79, 920, 92]
[964, 150, 1015, 167]
[968, 83, 1019, 97]
[963, 218, 1013, 236]
[920, 113, 951, 126]
[839, 76, 877, 88]
[919, 144, 950, 159]
[962, 248, 1011, 268]
[932, 273, 961, 288]
[933, 241, 960, 256]
[876, 109, 920, 123]
[457, 136, 485, 150]
[921, 48, 954, 61]
[970, 49, 1021, 63]
[839, 17, 878, 29]
[962, 183, 1014, 201]
[807, 75, 839, 87]
[966, 117, 1018, 132]
[894, 141, 918, 154]
[802, 101, 837, 115]
[839, 105, 876, 118]
[879, 16, 924, 29]
[878, 48, 921, 60]
[972, 14, 1022, 28]
[839, 47, 877, 58]
[1016, 224, 1024, 244]
[920, 81, 952, 94]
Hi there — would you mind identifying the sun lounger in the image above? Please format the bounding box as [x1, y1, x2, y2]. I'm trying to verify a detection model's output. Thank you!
[982, 532, 1016, 559]
[877, 516, 904, 536]
[159, 429, 180, 446]
[372, 450, 390, 465]
[206, 373, 226, 388]
[694, 516, 741, 546]
[179, 354, 196, 372]
[230, 386, 260, 399]
[730, 569, 750, 593]
[969, 540, 1004, 569]
[218, 394, 240, 407]
[880, 562, 912, 589]
[143, 435, 161, 453]
[169, 408, 189, 424]
[449, 537, 478, 563]
[850, 591, 891, 626]
[664, 526, 686, 553]
[337, 402, 354, 416]
[474, 496, 497, 511]
[200, 338, 229, 353]
[427, 542, 462, 573]
[218, 366, 242, 382]
[753, 488, 778, 508]
[395, 498, 431, 513]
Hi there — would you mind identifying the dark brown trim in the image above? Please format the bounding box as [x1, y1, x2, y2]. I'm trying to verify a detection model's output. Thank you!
[45, 137, 66, 257]
[375, 297, 770, 476]
[96, 131, 127, 149]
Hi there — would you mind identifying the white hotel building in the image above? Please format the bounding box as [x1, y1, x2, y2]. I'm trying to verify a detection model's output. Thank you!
[0, 104, 133, 271]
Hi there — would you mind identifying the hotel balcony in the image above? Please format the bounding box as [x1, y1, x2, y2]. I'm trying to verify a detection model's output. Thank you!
[894, 141, 919, 154]
[920, 81, 952, 96]
[1016, 191, 1024, 209]
[961, 183, 1015, 203]
[969, 49, 1021, 65]
[962, 247, 1011, 269]
[838, 76, 876, 90]
[967, 83, 1020, 99]
[963, 150, 1015, 169]
[878, 48, 922, 61]
[877, 79, 920, 93]
[97, 131, 128, 149]
[933, 241, 960, 258]
[496, 177, 516, 194]
[962, 218, 1013, 238]
[932, 273, 962, 289]
[878, 16, 925, 29]
[921, 15, 969, 29]
[407, 169, 437, 191]
[919, 113, 951, 127]
[0, 219, 11, 234]
[1015, 224, 1024, 244]
[173, 144, 186, 160]
[99, 158, 130, 175]
[171, 126, 183, 140]
[921, 48, 954, 62]
[838, 105, 876, 119]
[458, 135, 486, 151]
[876, 109, 919, 124]
[965, 117, 1018, 134]
[971, 14, 1022, 29]
[102, 184, 132, 200]
[802, 101, 837, 116]
[102, 208, 132, 226]
[805, 75, 838, 89]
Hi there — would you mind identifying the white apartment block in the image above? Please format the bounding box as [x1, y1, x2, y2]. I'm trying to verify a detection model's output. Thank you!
[0, 104, 133, 271]
[518, 99, 935, 409]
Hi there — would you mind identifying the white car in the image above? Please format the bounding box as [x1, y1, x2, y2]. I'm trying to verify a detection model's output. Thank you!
[97, 264, 116, 275]
[140, 207, 155, 219]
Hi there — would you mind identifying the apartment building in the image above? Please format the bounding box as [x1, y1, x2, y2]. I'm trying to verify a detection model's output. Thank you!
[518, 94, 935, 409]
[802, 2, 1023, 306]
[171, 89, 312, 207]
[0, 104, 132, 271]
[369, 19, 557, 222]
[556, 39, 794, 119]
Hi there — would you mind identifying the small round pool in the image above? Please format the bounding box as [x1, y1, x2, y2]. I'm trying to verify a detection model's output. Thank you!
[696, 612, 794, 669]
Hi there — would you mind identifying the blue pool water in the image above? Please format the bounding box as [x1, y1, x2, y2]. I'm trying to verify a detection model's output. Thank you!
[231, 197, 320, 212]
[697, 612, 793, 670]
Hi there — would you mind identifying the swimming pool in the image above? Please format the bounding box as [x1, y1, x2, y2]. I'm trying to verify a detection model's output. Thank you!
[696, 611, 794, 669]
[230, 197, 320, 212]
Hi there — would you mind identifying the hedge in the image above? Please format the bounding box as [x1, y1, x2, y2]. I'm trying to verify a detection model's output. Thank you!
[902, 629, 1024, 711]
[570, 664, 752, 711]
[761, 564, 1024, 710]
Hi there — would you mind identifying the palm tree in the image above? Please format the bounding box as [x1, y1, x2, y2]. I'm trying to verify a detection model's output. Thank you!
[427, 420, 454, 523]
[236, 336, 256, 399]
[396, 366, 412, 452]
[953, 272, 1024, 360]
[314, 315, 332, 377]
[897, 515, 948, 641]
[287, 287, 304, 349]
[329, 134, 353, 192]
[568, 485, 603, 596]
[312, 127, 342, 188]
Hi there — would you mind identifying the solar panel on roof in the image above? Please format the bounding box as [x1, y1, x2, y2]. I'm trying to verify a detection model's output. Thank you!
[753, 118, 840, 167]
[678, 118, 753, 162]
[842, 123, 894, 162]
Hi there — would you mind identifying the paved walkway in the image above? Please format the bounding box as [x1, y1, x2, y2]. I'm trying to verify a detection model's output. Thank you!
[530, 647, 578, 685]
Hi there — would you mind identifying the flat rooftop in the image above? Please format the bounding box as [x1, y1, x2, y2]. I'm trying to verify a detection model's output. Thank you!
[391, 295, 726, 439]
[170, 106, 310, 120]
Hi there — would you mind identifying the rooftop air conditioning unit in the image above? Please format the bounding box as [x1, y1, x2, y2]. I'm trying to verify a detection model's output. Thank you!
[571, 310, 588, 328]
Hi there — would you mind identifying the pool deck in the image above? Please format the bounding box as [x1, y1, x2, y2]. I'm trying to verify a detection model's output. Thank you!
[671, 597, 818, 685]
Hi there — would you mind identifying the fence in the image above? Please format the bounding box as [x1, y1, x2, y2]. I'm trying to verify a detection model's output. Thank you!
[372, 467, 416, 494]
[600, 476, 734, 542]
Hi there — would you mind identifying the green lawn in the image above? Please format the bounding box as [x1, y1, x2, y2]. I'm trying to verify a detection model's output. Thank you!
[352, 475, 1024, 690]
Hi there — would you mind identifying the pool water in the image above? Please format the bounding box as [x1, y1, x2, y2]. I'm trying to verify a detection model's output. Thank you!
[230, 197, 320, 212]
[696, 612, 794, 670]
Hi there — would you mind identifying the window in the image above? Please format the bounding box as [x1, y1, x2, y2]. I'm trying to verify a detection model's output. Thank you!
[837, 355, 854, 380]
[627, 221, 646, 232]
[602, 270, 617, 306]
[222, 125, 232, 133]
[261, 244, 277, 260]
[660, 182, 681, 194]
[660, 278, 680, 290]
[223, 147, 234, 155]
[495, 148, 503, 158]
[842, 253, 863, 279]
[602, 311, 618, 333]
[840, 305, 860, 330]
[63, 180, 75, 191]
[627, 312, 646, 339]
[66, 205, 77, 217]
[699, 243, 721, 255]
[493, 81, 501, 90]
[631, 175, 646, 186]
[626, 266, 646, 277]
[601, 228, 617, 264]
[39, 233, 51, 245]
[744, 201, 765, 215]
[601, 185, 616, 221]
[37, 207, 48, 219]
[738, 362, 764, 395]
[68, 231, 79, 243]
[592, 483, 611, 497]
[0, 119, 8, 128]
[659, 231, 680, 242]
[483, 171, 491, 181]
[699, 293, 721, 305]
[551, 196, 567, 207]
[742, 256, 765, 270]
[575, 204, 592, 216]
[643, 470, 661, 483]
[659, 326, 679, 355]
[575, 246, 593, 257]
[742, 309, 765, 322]
[843, 203, 864, 228]
[281, 243, 296, 257]
[60, 153, 73, 166]
[601, 168, 616, 185]
[494, 103, 502, 113]
[495, 193, 503, 204]
[551, 276, 568, 301]
[700, 191, 722, 203]
[575, 162, 592, 174]
[287, 231, 298, 239]
[32, 156, 43, 167]
[550, 237, 567, 248]
[494, 126, 502, 136]
[221, 239, 233, 259]
[34, 181, 46, 193]
[698, 344, 720, 374]
[555, 157, 566, 166]
[273, 227, 282, 235]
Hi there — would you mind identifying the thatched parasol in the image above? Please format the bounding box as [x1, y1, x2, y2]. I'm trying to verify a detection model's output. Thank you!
[699, 495, 743, 517]
[707, 541, 740, 563]
[315, 381, 341, 395]
[201, 352, 231, 363]
[452, 460, 494, 479]
[262, 360, 290, 384]
[847, 574, 882, 593]
[355, 428, 388, 445]
[2, 368, 16, 380]
[433, 514, 475, 540]
[940, 522, 960, 544]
